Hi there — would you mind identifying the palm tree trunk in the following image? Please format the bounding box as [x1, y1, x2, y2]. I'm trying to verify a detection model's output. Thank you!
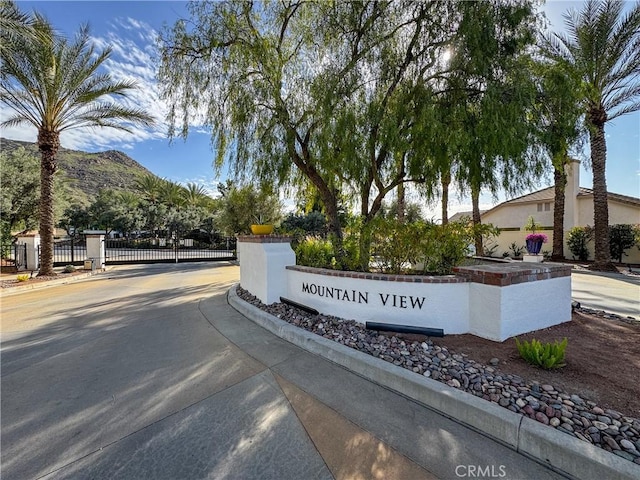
[37, 129, 60, 276]
[589, 115, 615, 271]
[471, 183, 483, 255]
[551, 162, 566, 261]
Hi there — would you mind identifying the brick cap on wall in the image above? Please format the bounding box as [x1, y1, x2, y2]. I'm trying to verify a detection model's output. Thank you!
[453, 262, 572, 286]
[287, 262, 571, 287]
[287, 265, 466, 284]
[237, 235, 293, 243]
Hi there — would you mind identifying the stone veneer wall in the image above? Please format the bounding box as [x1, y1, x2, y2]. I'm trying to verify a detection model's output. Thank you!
[237, 236, 572, 341]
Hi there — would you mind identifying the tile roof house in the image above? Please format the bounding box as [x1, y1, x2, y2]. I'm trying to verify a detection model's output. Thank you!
[450, 160, 640, 262]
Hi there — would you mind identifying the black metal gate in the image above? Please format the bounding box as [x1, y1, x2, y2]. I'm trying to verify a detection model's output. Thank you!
[52, 236, 86, 266]
[51, 234, 236, 266]
[104, 236, 237, 265]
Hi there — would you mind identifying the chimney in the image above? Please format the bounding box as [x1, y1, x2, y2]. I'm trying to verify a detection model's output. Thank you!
[563, 159, 580, 231]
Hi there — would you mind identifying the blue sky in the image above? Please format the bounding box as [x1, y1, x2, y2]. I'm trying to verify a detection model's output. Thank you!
[4, 0, 639, 216]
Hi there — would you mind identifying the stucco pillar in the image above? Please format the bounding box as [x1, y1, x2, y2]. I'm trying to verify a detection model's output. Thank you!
[237, 235, 295, 305]
[86, 234, 106, 269]
[563, 159, 581, 257]
[16, 233, 40, 271]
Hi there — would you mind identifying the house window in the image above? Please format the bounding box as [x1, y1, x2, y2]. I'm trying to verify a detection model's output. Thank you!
[537, 203, 543, 212]
[545, 202, 551, 211]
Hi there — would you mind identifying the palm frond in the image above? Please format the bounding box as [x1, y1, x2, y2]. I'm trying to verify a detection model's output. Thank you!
[608, 99, 640, 121]
[542, 0, 640, 119]
[1, 17, 155, 137]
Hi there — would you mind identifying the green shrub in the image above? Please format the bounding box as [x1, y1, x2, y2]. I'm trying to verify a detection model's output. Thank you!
[16, 274, 29, 282]
[483, 242, 499, 257]
[334, 217, 364, 271]
[280, 212, 327, 235]
[294, 216, 498, 275]
[368, 217, 497, 275]
[609, 224, 636, 263]
[567, 226, 592, 261]
[295, 236, 335, 268]
[369, 217, 425, 273]
[418, 221, 474, 275]
[515, 337, 567, 369]
[63, 265, 76, 273]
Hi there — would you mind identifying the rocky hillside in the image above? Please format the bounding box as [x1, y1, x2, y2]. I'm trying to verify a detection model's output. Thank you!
[1, 138, 158, 206]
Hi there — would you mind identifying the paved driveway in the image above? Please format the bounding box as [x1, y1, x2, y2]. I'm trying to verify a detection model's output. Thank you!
[571, 270, 640, 318]
[1, 263, 563, 479]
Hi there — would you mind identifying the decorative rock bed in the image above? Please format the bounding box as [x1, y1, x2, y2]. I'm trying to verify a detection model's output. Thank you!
[237, 286, 640, 465]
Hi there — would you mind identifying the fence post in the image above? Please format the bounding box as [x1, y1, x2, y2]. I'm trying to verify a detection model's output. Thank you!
[16, 233, 40, 271]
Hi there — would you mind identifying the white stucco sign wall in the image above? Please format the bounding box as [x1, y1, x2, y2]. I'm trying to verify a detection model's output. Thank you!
[237, 237, 573, 342]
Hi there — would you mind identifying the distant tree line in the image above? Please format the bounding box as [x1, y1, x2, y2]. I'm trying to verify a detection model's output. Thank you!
[56, 175, 284, 243]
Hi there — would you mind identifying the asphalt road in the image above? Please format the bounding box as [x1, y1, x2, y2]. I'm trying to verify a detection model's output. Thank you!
[570, 270, 640, 318]
[0, 263, 564, 480]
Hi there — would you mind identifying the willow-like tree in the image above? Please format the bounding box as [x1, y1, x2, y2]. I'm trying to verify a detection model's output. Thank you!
[159, 1, 344, 249]
[445, 1, 544, 254]
[0, 20, 154, 276]
[313, 2, 458, 269]
[543, 0, 640, 271]
[158, 1, 459, 267]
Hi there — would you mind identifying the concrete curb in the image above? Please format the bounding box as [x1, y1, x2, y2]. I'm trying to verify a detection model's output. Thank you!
[0, 268, 106, 296]
[228, 285, 640, 480]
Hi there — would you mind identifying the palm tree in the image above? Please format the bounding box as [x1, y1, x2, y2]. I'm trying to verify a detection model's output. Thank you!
[159, 180, 186, 208]
[183, 183, 210, 208]
[543, 0, 640, 271]
[0, 20, 154, 276]
[135, 174, 165, 204]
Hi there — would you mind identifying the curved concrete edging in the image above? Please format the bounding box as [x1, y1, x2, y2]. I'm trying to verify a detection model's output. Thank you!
[228, 284, 640, 480]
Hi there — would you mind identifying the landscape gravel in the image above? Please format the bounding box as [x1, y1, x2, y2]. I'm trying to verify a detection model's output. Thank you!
[237, 286, 640, 465]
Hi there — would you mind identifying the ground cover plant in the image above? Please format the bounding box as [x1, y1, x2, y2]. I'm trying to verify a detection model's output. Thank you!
[515, 337, 568, 369]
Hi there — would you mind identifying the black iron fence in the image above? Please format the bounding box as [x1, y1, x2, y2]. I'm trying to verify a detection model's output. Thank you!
[1, 243, 27, 270]
[24, 235, 236, 267]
